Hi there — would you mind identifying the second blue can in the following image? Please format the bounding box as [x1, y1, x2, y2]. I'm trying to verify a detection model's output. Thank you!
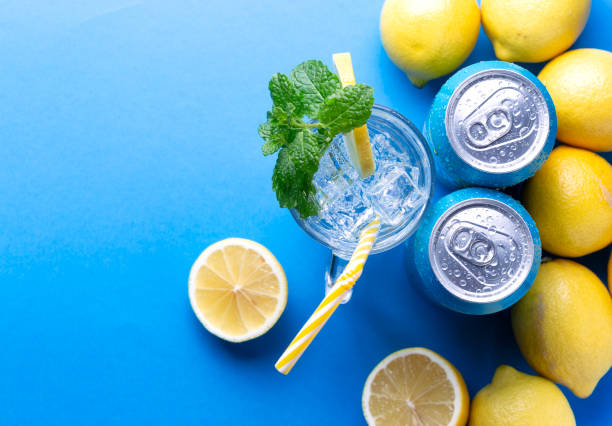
[424, 61, 557, 188]
[409, 187, 541, 315]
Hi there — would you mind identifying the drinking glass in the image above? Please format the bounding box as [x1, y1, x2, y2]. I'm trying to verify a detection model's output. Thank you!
[291, 104, 434, 302]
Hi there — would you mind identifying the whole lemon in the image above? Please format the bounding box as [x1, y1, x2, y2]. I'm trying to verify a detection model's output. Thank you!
[538, 49, 612, 152]
[481, 0, 591, 62]
[380, 0, 480, 88]
[511, 259, 612, 398]
[608, 250, 612, 294]
[469, 365, 575, 426]
[522, 145, 612, 257]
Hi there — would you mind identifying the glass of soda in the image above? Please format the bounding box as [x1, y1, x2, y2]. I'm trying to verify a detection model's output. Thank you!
[292, 104, 434, 302]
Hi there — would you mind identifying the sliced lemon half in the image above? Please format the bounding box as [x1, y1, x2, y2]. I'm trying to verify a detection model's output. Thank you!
[332, 52, 375, 178]
[188, 238, 288, 342]
[362, 347, 470, 426]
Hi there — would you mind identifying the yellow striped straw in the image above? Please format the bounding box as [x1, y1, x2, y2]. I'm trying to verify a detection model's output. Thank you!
[275, 216, 381, 374]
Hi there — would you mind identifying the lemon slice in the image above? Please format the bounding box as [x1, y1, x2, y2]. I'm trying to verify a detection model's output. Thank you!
[188, 238, 288, 342]
[362, 347, 469, 426]
[332, 52, 375, 178]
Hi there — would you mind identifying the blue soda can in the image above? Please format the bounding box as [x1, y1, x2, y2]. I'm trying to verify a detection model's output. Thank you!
[424, 61, 556, 188]
[409, 187, 541, 315]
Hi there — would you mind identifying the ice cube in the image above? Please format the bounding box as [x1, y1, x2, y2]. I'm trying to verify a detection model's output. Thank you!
[372, 133, 394, 161]
[372, 132, 412, 165]
[320, 179, 375, 241]
[314, 146, 349, 207]
[367, 164, 419, 226]
[311, 157, 376, 242]
[407, 164, 420, 183]
[316, 151, 338, 181]
[402, 165, 426, 209]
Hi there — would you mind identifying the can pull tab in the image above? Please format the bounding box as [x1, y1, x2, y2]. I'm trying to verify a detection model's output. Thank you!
[463, 87, 518, 149]
[447, 225, 495, 266]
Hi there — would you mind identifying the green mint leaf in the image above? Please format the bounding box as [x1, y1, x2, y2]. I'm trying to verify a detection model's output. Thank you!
[271, 148, 298, 208]
[269, 104, 297, 125]
[272, 148, 315, 215]
[269, 73, 303, 116]
[290, 60, 341, 118]
[314, 129, 332, 152]
[262, 141, 282, 156]
[272, 138, 321, 218]
[318, 84, 374, 135]
[288, 130, 320, 175]
[260, 103, 301, 156]
[295, 192, 319, 218]
[258, 121, 286, 155]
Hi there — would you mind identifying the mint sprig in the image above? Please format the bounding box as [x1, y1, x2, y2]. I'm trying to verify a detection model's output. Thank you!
[258, 59, 374, 218]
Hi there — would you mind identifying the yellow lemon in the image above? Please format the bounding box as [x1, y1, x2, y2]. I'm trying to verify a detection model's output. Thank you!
[188, 238, 287, 342]
[469, 365, 575, 426]
[511, 259, 612, 398]
[481, 0, 591, 62]
[380, 0, 480, 88]
[609, 250, 612, 294]
[362, 348, 469, 426]
[522, 145, 612, 257]
[332, 52, 375, 177]
[538, 49, 612, 152]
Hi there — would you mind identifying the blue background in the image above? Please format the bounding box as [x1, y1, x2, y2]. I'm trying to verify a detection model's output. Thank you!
[1, 0, 611, 424]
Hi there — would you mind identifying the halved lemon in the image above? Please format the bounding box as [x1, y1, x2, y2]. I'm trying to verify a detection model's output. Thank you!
[362, 347, 469, 426]
[188, 238, 288, 342]
[332, 52, 375, 178]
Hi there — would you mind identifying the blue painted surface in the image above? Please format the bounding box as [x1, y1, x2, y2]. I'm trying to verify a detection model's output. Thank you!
[411, 187, 541, 315]
[0, 0, 610, 424]
[425, 61, 557, 188]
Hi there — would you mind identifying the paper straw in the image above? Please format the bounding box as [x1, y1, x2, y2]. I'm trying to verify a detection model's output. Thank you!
[275, 216, 381, 374]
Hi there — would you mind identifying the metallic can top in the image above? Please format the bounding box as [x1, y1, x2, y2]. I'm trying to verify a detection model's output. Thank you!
[445, 69, 550, 174]
[428, 197, 535, 303]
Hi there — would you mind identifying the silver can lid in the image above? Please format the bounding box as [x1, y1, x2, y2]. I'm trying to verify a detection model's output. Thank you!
[445, 69, 550, 173]
[428, 198, 534, 303]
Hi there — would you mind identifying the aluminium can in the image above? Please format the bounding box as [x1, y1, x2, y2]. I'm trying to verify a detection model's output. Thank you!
[424, 61, 556, 188]
[408, 187, 541, 315]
